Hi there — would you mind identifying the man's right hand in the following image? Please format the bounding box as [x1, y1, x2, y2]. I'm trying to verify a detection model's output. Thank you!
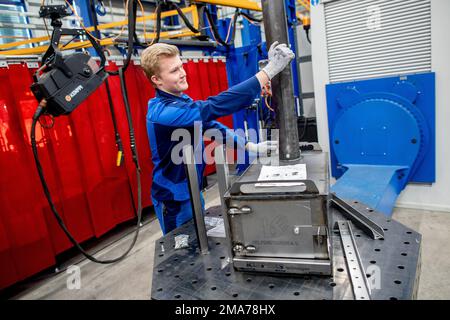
[262, 41, 295, 80]
[246, 140, 278, 155]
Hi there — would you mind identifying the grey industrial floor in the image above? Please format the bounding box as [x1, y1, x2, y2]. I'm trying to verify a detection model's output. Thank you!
[6, 180, 450, 300]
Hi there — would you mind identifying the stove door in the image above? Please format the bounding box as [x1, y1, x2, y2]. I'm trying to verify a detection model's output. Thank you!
[228, 197, 329, 259]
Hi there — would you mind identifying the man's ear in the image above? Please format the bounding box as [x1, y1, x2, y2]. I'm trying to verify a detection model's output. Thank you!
[151, 74, 161, 87]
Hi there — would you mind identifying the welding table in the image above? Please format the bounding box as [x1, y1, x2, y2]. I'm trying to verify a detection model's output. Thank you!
[151, 200, 421, 300]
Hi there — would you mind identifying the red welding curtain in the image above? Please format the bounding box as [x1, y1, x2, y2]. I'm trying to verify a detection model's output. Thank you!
[0, 58, 230, 289]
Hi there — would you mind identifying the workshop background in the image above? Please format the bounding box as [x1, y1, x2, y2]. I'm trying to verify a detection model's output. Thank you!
[0, 0, 449, 300]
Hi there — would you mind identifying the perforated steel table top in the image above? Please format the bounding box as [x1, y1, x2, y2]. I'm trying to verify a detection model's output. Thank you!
[151, 202, 421, 300]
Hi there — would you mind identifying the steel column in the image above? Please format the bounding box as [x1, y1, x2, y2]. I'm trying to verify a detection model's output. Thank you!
[261, 0, 300, 161]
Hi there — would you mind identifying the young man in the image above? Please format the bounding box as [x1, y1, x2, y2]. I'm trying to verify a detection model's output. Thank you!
[141, 41, 294, 234]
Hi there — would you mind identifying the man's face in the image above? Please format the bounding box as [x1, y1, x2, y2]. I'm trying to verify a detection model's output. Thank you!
[151, 55, 188, 96]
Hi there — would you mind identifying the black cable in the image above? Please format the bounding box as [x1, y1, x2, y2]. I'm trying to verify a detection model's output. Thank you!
[89, 0, 125, 166]
[154, 4, 162, 44]
[104, 78, 124, 165]
[171, 3, 200, 34]
[203, 7, 228, 46]
[88, 0, 101, 39]
[240, 11, 262, 23]
[203, 7, 239, 47]
[118, 67, 141, 172]
[122, 0, 139, 71]
[305, 27, 311, 44]
[103, 0, 148, 174]
[107, 0, 144, 76]
[31, 105, 142, 264]
[133, 31, 143, 47]
[61, 35, 78, 48]
[228, 8, 239, 46]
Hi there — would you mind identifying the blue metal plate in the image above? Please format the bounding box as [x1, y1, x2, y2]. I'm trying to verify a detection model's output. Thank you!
[326, 73, 435, 183]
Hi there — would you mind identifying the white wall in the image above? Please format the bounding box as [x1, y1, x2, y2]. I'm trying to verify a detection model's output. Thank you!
[296, 23, 316, 117]
[311, 0, 450, 212]
[311, 1, 331, 153]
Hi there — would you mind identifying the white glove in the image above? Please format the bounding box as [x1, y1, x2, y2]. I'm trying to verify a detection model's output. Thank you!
[246, 140, 278, 155]
[262, 41, 295, 80]
[268, 40, 280, 60]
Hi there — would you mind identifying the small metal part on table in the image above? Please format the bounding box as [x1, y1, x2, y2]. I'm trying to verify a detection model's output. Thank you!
[151, 203, 421, 300]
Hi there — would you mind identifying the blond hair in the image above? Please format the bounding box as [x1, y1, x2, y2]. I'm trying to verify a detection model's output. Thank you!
[140, 43, 180, 84]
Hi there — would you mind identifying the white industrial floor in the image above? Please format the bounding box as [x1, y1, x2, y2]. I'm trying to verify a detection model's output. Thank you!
[5, 181, 450, 300]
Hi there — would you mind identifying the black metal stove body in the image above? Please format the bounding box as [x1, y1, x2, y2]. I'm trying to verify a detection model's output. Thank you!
[223, 152, 332, 275]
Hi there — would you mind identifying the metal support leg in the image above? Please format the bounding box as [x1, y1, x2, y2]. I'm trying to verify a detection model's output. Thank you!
[183, 145, 209, 255]
[214, 145, 234, 262]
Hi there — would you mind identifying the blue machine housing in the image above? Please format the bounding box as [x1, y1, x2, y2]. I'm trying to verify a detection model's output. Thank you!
[326, 73, 435, 215]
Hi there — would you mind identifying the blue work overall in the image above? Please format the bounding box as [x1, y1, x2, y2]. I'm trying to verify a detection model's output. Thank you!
[146, 76, 261, 234]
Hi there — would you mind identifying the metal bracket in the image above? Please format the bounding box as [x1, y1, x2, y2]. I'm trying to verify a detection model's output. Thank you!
[334, 220, 371, 300]
[214, 145, 235, 262]
[331, 194, 385, 240]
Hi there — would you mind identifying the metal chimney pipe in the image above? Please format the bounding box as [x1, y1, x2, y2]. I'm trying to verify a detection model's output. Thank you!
[261, 0, 300, 161]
